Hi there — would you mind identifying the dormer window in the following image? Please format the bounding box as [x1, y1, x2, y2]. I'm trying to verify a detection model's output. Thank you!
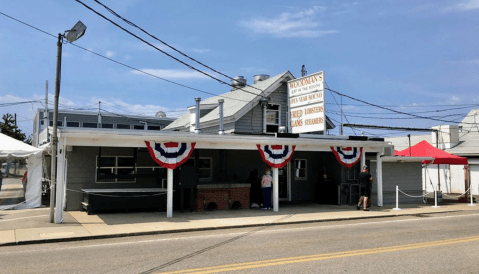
[265, 104, 280, 133]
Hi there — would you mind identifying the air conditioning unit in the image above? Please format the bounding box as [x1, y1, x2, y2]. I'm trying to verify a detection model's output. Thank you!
[382, 145, 395, 156]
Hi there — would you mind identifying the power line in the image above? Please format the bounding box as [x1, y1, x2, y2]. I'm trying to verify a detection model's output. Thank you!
[74, 0, 262, 98]
[325, 87, 478, 125]
[0, 11, 250, 103]
[0, 100, 42, 107]
[328, 105, 478, 116]
[93, 0, 265, 95]
[325, 81, 356, 135]
[327, 110, 468, 120]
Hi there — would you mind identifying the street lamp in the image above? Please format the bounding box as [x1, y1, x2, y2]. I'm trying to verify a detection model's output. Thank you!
[50, 21, 87, 223]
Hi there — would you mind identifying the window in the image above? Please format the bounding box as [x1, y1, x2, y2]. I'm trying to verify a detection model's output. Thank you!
[133, 124, 145, 130]
[148, 125, 162, 130]
[67, 121, 80, 127]
[102, 123, 114, 129]
[183, 157, 212, 181]
[294, 159, 307, 180]
[83, 122, 97, 128]
[117, 124, 130, 129]
[49, 120, 63, 127]
[348, 164, 360, 181]
[265, 104, 280, 133]
[96, 156, 135, 183]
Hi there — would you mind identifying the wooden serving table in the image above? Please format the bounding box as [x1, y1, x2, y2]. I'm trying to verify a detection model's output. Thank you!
[81, 188, 167, 215]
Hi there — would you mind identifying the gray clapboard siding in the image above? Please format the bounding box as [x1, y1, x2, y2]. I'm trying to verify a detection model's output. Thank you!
[370, 162, 423, 204]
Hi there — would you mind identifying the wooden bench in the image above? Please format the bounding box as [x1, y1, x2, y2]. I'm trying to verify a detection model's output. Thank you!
[81, 188, 167, 215]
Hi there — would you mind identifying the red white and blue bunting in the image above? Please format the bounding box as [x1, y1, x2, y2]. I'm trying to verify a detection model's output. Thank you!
[257, 144, 296, 168]
[145, 141, 196, 169]
[330, 146, 363, 168]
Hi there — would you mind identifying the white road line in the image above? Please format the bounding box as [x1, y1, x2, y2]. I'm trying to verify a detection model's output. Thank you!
[1, 212, 478, 255]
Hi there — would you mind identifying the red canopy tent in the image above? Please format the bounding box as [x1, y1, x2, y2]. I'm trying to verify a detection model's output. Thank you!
[395, 140, 468, 165]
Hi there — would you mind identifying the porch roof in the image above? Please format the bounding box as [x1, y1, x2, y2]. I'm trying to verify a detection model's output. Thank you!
[57, 127, 388, 152]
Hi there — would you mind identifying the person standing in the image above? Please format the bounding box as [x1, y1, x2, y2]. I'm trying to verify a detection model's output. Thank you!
[261, 169, 273, 210]
[357, 165, 373, 211]
[0, 169, 3, 191]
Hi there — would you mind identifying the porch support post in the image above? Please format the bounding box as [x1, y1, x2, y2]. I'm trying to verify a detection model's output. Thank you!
[361, 149, 366, 168]
[167, 168, 173, 218]
[273, 167, 279, 212]
[376, 152, 383, 207]
[55, 137, 66, 224]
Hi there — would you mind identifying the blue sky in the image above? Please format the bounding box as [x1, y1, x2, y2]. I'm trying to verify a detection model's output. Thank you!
[1, 0, 479, 137]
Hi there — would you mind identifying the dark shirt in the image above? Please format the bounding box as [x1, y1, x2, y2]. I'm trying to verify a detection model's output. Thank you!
[358, 172, 372, 186]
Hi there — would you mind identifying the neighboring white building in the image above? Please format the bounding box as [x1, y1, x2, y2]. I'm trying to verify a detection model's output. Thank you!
[32, 108, 175, 147]
[386, 109, 479, 196]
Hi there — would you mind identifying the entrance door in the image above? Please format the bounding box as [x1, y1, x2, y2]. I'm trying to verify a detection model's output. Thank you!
[278, 163, 290, 201]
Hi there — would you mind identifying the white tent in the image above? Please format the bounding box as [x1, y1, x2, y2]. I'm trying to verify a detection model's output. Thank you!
[0, 133, 45, 208]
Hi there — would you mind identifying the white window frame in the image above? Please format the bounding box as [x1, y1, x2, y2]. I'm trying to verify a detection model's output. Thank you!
[184, 157, 213, 182]
[66, 121, 80, 127]
[116, 124, 131, 129]
[264, 103, 281, 133]
[294, 159, 307, 180]
[96, 156, 136, 183]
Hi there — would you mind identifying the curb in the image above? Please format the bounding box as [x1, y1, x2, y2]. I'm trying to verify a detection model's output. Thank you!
[0, 209, 462, 247]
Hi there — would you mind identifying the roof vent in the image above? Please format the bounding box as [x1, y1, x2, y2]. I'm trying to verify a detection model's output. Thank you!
[155, 111, 166, 117]
[231, 76, 246, 91]
[254, 74, 270, 84]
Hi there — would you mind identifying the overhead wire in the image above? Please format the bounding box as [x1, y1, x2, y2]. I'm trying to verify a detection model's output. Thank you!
[93, 0, 266, 95]
[325, 81, 356, 135]
[325, 87, 478, 125]
[0, 10, 250, 103]
[73, 0, 263, 98]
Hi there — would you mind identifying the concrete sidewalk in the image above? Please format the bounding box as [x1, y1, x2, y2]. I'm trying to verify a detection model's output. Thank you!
[1, 201, 478, 247]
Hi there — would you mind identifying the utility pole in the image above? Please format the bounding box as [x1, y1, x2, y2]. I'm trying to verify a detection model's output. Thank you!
[50, 33, 63, 223]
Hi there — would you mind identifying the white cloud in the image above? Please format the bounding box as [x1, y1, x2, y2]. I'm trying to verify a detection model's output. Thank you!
[190, 48, 211, 54]
[444, 0, 479, 12]
[238, 6, 338, 38]
[88, 97, 185, 118]
[450, 95, 461, 103]
[106, 51, 115, 58]
[131, 69, 210, 79]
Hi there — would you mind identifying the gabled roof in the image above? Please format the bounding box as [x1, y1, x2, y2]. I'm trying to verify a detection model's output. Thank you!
[164, 71, 294, 130]
[458, 109, 479, 132]
[447, 109, 479, 156]
[446, 131, 479, 156]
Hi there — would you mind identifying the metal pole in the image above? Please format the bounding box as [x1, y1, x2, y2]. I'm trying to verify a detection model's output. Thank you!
[273, 167, 279, 212]
[167, 168, 173, 217]
[195, 97, 201, 134]
[218, 99, 224, 135]
[469, 167, 475, 206]
[50, 33, 62, 223]
[433, 190, 440, 208]
[436, 131, 440, 191]
[408, 134, 411, 156]
[393, 185, 401, 210]
[44, 80, 49, 142]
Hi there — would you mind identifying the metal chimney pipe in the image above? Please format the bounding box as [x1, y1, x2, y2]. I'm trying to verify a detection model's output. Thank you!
[218, 99, 225, 135]
[195, 97, 201, 134]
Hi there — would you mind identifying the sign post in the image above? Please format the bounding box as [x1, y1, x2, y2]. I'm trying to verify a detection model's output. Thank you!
[287, 71, 325, 134]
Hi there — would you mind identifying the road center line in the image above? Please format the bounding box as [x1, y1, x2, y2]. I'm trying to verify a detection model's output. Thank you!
[1, 212, 478, 255]
[159, 235, 479, 274]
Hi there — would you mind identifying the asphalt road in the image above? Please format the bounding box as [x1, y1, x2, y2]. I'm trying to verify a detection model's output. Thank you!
[1, 211, 479, 274]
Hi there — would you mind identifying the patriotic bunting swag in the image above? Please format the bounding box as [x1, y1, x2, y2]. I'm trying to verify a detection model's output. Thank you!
[257, 144, 296, 168]
[145, 141, 196, 169]
[330, 146, 363, 168]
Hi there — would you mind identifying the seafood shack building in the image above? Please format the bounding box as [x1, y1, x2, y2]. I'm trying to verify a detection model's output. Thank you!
[42, 71, 391, 222]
